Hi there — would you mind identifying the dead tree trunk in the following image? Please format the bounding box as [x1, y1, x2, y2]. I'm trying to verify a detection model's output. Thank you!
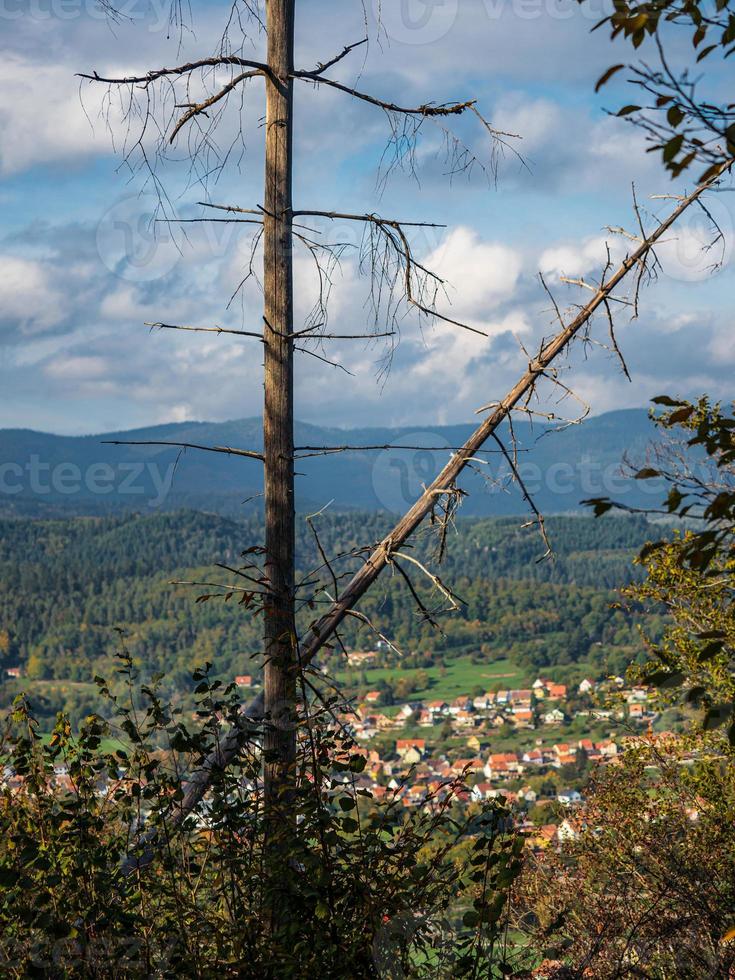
[262, 0, 297, 866]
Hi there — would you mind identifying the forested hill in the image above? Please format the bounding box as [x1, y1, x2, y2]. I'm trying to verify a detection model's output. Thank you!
[0, 408, 662, 517]
[0, 511, 660, 723]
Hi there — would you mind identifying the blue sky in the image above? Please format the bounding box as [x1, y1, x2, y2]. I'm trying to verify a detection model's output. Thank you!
[1, 0, 732, 435]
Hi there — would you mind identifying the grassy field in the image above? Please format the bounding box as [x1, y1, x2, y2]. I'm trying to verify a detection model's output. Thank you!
[37, 731, 129, 755]
[333, 656, 527, 705]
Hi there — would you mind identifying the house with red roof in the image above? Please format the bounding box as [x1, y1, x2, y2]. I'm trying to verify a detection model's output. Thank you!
[396, 739, 426, 764]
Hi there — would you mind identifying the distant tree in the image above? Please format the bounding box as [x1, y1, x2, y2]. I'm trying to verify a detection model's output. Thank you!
[24, 653, 48, 682]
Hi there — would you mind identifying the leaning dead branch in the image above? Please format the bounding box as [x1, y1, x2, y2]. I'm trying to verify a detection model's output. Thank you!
[121, 161, 731, 874]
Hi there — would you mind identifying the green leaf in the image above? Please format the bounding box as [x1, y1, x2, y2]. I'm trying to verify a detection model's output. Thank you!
[668, 406, 695, 424]
[698, 641, 724, 662]
[595, 64, 625, 92]
[697, 44, 717, 62]
[648, 669, 685, 689]
[582, 497, 614, 517]
[685, 685, 706, 705]
[463, 910, 480, 928]
[704, 704, 733, 730]
[651, 395, 687, 407]
[666, 487, 683, 512]
[663, 134, 684, 163]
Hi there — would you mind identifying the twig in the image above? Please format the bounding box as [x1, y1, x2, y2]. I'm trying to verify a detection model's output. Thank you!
[169, 69, 263, 144]
[311, 38, 368, 76]
[148, 322, 264, 340]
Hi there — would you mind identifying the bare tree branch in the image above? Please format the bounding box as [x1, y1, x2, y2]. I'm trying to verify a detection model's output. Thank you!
[102, 440, 265, 461]
[311, 37, 368, 76]
[78, 57, 270, 88]
[148, 321, 264, 340]
[169, 69, 262, 143]
[291, 72, 478, 119]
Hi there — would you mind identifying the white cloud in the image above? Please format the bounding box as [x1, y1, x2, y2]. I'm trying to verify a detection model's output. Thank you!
[0, 54, 113, 174]
[493, 97, 562, 153]
[426, 227, 522, 324]
[1, 1, 733, 434]
[0, 255, 67, 335]
[45, 355, 110, 381]
[538, 235, 614, 280]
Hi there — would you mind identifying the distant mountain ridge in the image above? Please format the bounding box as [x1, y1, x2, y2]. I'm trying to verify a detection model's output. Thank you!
[0, 409, 663, 518]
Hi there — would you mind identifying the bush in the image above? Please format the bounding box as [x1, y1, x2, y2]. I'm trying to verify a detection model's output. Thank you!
[0, 654, 522, 978]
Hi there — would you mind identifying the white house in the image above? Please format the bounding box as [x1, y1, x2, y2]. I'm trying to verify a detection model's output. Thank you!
[543, 708, 566, 725]
[557, 818, 581, 843]
[557, 788, 583, 807]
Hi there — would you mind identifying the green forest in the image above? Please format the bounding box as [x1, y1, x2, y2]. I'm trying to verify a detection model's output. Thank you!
[0, 511, 661, 724]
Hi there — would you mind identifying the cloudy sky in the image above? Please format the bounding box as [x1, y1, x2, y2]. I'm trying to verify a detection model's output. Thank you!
[1, 0, 732, 435]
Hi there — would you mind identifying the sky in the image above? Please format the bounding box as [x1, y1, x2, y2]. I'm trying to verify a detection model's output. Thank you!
[1, 0, 733, 435]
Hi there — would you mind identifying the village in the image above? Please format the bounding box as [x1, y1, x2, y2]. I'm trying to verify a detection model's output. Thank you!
[234, 664, 667, 850]
[0, 660, 693, 862]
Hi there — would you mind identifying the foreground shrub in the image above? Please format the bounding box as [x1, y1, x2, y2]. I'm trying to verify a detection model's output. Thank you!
[0, 656, 522, 978]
